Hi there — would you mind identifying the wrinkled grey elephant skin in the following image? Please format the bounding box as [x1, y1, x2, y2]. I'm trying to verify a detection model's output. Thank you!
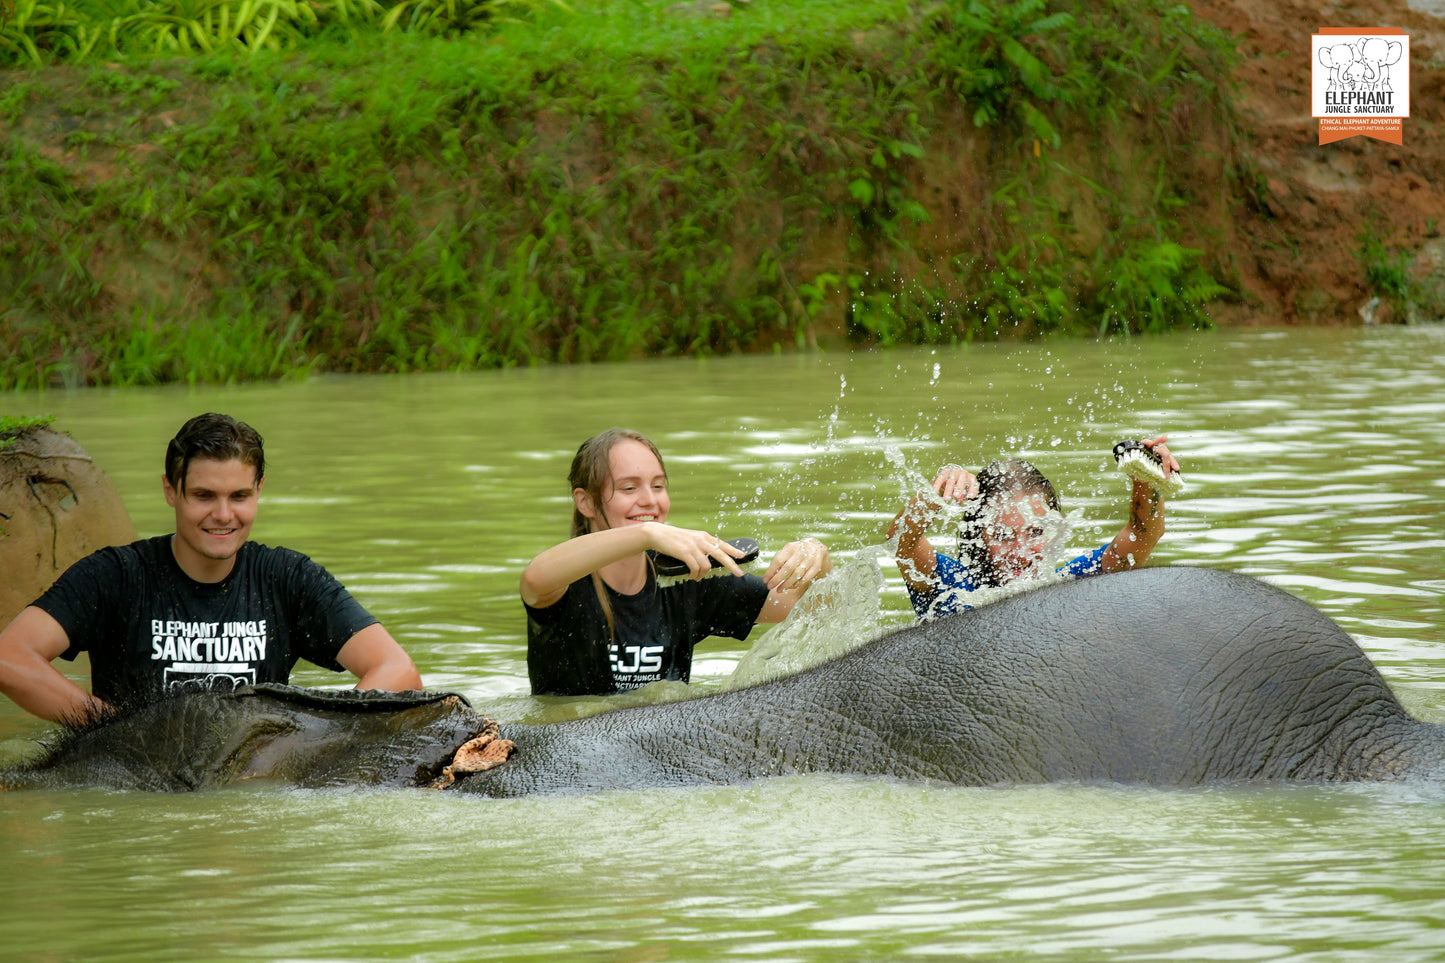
[458, 566, 1445, 796]
[1, 685, 491, 791]
[6, 567, 1445, 794]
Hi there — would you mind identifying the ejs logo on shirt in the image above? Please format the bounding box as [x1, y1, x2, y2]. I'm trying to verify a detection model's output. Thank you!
[612, 644, 663, 676]
[1312, 27, 1409, 145]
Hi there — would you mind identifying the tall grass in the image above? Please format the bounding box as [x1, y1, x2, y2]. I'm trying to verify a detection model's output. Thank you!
[0, 0, 567, 63]
[0, 0, 1244, 388]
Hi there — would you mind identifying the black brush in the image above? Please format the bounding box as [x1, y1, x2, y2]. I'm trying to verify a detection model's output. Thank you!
[653, 537, 760, 578]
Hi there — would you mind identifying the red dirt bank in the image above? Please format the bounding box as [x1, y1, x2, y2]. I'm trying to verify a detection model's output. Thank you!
[1185, 0, 1445, 325]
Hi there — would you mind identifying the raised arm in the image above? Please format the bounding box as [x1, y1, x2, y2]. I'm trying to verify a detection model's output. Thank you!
[336, 622, 424, 691]
[0, 607, 108, 725]
[1100, 435, 1178, 573]
[887, 465, 977, 595]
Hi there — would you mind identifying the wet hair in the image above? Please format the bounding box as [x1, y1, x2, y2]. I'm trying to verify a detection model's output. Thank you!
[567, 428, 668, 638]
[164, 413, 265, 495]
[957, 458, 1060, 588]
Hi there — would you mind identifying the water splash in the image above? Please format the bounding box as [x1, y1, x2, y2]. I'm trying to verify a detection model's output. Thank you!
[925, 517, 1078, 616]
[726, 546, 889, 689]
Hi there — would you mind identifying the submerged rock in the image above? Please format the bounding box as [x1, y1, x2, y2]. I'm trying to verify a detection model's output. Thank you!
[0, 424, 137, 626]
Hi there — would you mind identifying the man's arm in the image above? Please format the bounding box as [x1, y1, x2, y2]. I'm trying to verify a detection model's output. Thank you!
[888, 494, 942, 596]
[336, 622, 423, 691]
[0, 607, 108, 724]
[1099, 482, 1166, 573]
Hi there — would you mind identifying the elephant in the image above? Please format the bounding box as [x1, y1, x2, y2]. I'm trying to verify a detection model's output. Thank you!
[1352, 37, 1403, 93]
[0, 684, 496, 791]
[4, 566, 1444, 794]
[1318, 42, 1360, 91]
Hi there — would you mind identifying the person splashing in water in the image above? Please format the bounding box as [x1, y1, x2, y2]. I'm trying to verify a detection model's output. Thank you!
[888, 436, 1180, 620]
[520, 428, 834, 696]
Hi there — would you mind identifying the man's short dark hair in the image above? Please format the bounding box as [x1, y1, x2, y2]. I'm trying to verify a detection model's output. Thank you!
[165, 413, 265, 494]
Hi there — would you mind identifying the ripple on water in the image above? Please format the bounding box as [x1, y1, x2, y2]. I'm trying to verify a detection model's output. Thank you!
[4, 326, 1445, 961]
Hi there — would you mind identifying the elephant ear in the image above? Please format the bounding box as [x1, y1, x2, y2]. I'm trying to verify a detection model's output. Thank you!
[1386, 40, 1403, 65]
[1318, 43, 1358, 69]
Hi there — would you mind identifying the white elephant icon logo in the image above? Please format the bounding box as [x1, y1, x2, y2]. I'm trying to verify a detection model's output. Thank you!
[1352, 37, 1403, 93]
[1313, 30, 1408, 141]
[1318, 42, 1360, 91]
[1319, 37, 1404, 95]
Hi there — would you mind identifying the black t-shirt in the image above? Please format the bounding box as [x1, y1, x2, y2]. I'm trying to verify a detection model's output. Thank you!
[34, 535, 379, 705]
[525, 559, 771, 696]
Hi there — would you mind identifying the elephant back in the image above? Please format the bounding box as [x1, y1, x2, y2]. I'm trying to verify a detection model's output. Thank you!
[469, 566, 1429, 792]
[800, 565, 1418, 784]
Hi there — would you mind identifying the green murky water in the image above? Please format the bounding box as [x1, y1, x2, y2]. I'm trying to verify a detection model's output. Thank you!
[3, 325, 1444, 961]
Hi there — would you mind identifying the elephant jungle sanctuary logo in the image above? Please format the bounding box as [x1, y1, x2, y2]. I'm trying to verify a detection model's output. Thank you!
[1312, 28, 1410, 145]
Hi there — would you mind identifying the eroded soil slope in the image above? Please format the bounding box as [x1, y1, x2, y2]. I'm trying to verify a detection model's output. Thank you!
[1186, 0, 1445, 324]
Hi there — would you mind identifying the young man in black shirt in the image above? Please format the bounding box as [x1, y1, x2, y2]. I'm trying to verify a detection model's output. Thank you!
[0, 413, 422, 724]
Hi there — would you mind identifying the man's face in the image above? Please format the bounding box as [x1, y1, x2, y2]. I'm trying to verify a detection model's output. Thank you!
[163, 457, 263, 575]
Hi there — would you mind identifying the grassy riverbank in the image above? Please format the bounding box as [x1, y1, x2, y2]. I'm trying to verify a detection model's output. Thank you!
[1, 0, 1243, 388]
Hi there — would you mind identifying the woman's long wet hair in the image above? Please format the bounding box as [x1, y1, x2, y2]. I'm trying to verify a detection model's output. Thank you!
[957, 458, 1061, 588]
[568, 428, 668, 637]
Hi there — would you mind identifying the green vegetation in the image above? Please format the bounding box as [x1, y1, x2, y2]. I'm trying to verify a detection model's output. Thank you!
[1355, 220, 1438, 324]
[0, 413, 54, 448]
[0, 0, 1243, 388]
[0, 0, 564, 61]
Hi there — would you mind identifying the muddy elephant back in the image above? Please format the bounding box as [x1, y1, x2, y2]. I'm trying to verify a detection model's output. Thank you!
[0, 425, 137, 625]
[0, 685, 496, 791]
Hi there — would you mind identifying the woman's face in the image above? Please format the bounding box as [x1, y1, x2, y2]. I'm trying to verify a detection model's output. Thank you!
[582, 438, 670, 531]
[981, 490, 1056, 582]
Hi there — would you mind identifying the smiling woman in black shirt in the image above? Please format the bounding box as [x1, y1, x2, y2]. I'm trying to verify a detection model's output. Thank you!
[520, 428, 832, 697]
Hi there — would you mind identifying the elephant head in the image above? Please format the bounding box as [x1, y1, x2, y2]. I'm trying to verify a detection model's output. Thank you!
[1318, 42, 1360, 90]
[1354, 37, 1403, 91]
